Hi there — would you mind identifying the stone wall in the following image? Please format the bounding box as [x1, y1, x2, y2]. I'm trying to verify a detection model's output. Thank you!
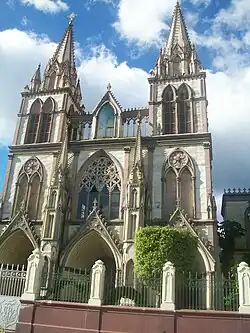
[16, 301, 250, 333]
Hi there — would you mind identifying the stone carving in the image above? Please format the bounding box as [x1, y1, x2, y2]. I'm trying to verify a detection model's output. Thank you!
[0, 297, 21, 330]
[169, 150, 188, 169]
[80, 157, 121, 192]
[24, 158, 39, 175]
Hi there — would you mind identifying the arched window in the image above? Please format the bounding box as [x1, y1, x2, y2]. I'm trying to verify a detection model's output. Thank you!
[48, 72, 56, 90]
[131, 189, 137, 209]
[25, 99, 42, 144]
[180, 168, 193, 217]
[13, 158, 43, 220]
[38, 98, 53, 143]
[164, 168, 177, 218]
[97, 103, 115, 138]
[77, 156, 121, 220]
[14, 174, 28, 214]
[178, 84, 192, 133]
[162, 85, 176, 134]
[28, 173, 41, 219]
[163, 149, 195, 219]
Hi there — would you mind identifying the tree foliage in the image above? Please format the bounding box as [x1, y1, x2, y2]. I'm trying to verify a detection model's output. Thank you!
[134, 226, 198, 280]
[217, 220, 246, 276]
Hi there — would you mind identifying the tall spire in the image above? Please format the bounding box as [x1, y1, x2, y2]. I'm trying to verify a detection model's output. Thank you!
[150, 1, 202, 78]
[43, 13, 77, 90]
[51, 13, 76, 68]
[164, 0, 192, 56]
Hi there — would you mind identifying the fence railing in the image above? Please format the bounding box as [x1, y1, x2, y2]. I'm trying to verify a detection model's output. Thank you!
[103, 270, 162, 308]
[42, 267, 91, 303]
[175, 271, 239, 311]
[0, 264, 27, 297]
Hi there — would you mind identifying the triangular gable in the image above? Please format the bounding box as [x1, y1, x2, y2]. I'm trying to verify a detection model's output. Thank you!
[0, 209, 40, 249]
[63, 208, 123, 257]
[169, 207, 215, 267]
[92, 88, 122, 117]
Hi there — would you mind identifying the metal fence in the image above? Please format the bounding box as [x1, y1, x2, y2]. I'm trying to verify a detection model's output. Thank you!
[175, 271, 239, 311]
[103, 270, 162, 308]
[43, 267, 91, 303]
[0, 264, 27, 297]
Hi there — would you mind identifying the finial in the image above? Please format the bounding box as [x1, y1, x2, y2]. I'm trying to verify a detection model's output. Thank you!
[93, 198, 98, 210]
[107, 82, 112, 91]
[68, 12, 77, 25]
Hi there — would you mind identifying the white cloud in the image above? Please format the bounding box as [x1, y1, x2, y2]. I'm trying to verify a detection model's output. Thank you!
[20, 0, 69, 13]
[113, 0, 177, 45]
[0, 29, 56, 144]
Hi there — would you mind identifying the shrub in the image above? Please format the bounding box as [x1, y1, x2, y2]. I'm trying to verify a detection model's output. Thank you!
[135, 226, 198, 281]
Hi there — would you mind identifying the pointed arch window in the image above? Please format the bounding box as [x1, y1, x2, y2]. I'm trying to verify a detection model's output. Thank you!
[48, 71, 56, 91]
[38, 98, 53, 143]
[178, 84, 192, 134]
[25, 99, 42, 144]
[162, 85, 176, 134]
[77, 156, 121, 220]
[97, 103, 115, 138]
[172, 55, 182, 76]
[163, 149, 195, 220]
[13, 158, 43, 220]
[180, 167, 193, 217]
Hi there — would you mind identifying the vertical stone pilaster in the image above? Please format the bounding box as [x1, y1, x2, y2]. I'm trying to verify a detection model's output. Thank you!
[21, 249, 45, 301]
[88, 260, 106, 306]
[161, 261, 175, 311]
[238, 262, 250, 313]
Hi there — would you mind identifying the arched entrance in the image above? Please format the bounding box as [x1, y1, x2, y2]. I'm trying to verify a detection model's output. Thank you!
[0, 229, 34, 266]
[65, 231, 116, 273]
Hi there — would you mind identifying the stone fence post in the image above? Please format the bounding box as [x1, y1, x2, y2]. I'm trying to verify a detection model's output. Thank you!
[161, 261, 175, 310]
[237, 262, 250, 313]
[21, 248, 45, 301]
[88, 260, 106, 306]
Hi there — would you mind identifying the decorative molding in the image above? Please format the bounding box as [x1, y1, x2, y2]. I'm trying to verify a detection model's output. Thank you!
[0, 296, 21, 330]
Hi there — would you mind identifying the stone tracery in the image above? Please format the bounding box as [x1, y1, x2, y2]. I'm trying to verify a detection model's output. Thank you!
[78, 156, 121, 220]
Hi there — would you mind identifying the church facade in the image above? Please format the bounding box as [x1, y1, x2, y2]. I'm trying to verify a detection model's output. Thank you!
[0, 2, 218, 280]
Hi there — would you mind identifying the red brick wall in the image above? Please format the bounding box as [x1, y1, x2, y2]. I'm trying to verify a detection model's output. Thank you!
[16, 300, 250, 333]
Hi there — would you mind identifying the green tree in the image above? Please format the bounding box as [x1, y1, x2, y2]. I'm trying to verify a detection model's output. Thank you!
[134, 226, 198, 281]
[217, 220, 246, 276]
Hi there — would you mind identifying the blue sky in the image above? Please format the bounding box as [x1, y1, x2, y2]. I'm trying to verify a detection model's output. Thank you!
[0, 0, 250, 216]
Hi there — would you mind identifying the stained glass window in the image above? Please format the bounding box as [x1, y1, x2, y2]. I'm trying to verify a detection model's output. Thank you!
[77, 156, 121, 220]
[97, 103, 115, 138]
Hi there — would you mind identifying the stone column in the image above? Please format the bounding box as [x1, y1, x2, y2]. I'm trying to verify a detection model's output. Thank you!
[21, 249, 45, 301]
[161, 261, 175, 311]
[88, 260, 106, 306]
[237, 262, 250, 313]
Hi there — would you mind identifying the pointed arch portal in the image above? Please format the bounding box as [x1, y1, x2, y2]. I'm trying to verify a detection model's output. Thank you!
[0, 229, 34, 266]
[64, 231, 116, 273]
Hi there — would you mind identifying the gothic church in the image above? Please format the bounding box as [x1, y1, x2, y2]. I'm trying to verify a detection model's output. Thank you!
[0, 2, 218, 279]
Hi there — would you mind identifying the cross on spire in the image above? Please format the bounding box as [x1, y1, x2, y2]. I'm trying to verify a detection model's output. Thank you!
[68, 12, 77, 25]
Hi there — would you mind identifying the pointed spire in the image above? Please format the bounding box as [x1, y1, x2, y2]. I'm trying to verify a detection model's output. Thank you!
[165, 0, 192, 56]
[43, 13, 77, 90]
[51, 14, 76, 67]
[30, 64, 41, 92]
[133, 112, 143, 170]
[128, 112, 144, 184]
[74, 79, 82, 105]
